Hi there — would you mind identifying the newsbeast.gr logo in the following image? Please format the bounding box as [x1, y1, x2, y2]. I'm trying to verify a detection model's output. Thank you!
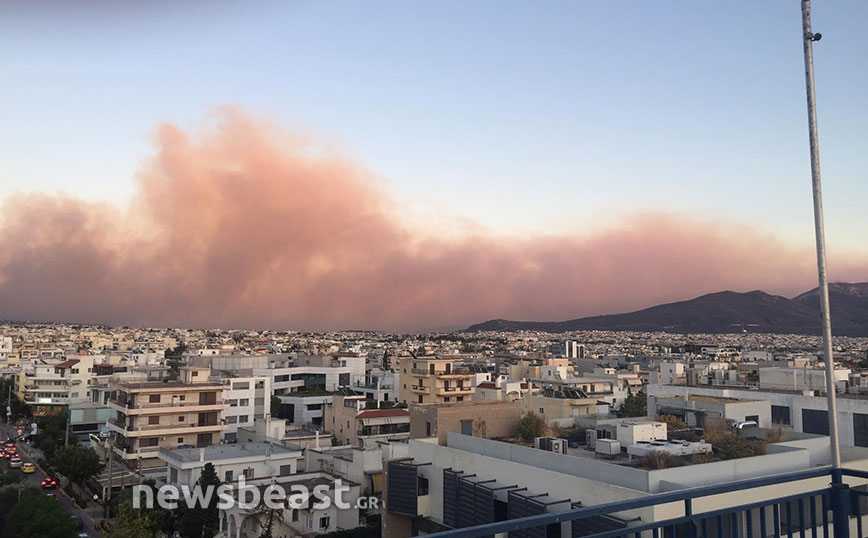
[132, 478, 380, 511]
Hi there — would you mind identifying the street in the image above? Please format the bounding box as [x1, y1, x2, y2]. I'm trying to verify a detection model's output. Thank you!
[1, 421, 102, 537]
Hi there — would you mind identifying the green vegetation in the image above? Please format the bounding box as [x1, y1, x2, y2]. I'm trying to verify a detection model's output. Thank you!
[52, 445, 102, 487]
[517, 412, 550, 442]
[656, 414, 686, 435]
[618, 391, 647, 418]
[0, 484, 78, 538]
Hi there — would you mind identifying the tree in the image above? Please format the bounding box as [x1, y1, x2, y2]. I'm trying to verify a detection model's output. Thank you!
[51, 445, 102, 486]
[517, 412, 549, 442]
[102, 502, 157, 538]
[619, 392, 647, 418]
[271, 395, 284, 419]
[656, 414, 686, 435]
[0, 469, 24, 485]
[175, 463, 221, 538]
[34, 410, 78, 460]
[4, 487, 78, 538]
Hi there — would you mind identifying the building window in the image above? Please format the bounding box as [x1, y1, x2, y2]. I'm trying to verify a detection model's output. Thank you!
[291, 509, 299, 522]
[225, 470, 233, 482]
[539, 408, 545, 414]
[178, 416, 184, 422]
[229, 400, 238, 407]
[444, 397, 451, 402]
[426, 421, 432, 437]
[149, 395, 160, 403]
[802, 409, 830, 436]
[191, 371, 198, 377]
[177, 438, 184, 444]
[319, 516, 330, 529]
[418, 395, 423, 404]
[855, 413, 868, 448]
[233, 382, 249, 390]
[238, 415, 249, 423]
[148, 416, 159, 425]
[772, 405, 791, 426]
[418, 476, 429, 495]
[460, 420, 473, 436]
[280, 464, 293, 476]
[456, 396, 463, 402]
[239, 399, 249, 406]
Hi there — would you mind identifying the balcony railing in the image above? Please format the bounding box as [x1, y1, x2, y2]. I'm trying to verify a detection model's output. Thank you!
[411, 385, 430, 394]
[423, 467, 868, 538]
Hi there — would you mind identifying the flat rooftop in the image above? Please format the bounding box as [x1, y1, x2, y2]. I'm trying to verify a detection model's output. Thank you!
[160, 442, 299, 463]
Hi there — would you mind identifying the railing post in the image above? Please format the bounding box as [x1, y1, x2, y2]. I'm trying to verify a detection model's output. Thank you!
[685, 498, 697, 538]
[831, 469, 850, 538]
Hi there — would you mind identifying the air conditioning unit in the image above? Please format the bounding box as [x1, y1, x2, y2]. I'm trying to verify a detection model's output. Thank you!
[534, 436, 567, 454]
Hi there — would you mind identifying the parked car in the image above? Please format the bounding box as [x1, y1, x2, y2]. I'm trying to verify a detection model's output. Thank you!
[22, 462, 36, 473]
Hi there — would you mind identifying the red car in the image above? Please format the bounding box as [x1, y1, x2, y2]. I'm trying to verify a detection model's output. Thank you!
[41, 478, 58, 490]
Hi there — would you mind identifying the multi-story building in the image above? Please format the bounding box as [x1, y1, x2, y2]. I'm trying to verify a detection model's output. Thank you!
[159, 442, 302, 487]
[398, 357, 476, 405]
[325, 394, 410, 448]
[18, 355, 95, 410]
[409, 400, 522, 445]
[106, 366, 229, 468]
[220, 375, 271, 442]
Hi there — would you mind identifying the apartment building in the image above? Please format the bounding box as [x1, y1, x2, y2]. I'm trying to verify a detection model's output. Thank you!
[409, 400, 521, 445]
[325, 394, 410, 448]
[106, 366, 229, 468]
[18, 355, 95, 408]
[220, 375, 271, 443]
[398, 357, 476, 405]
[159, 442, 301, 487]
[383, 432, 868, 537]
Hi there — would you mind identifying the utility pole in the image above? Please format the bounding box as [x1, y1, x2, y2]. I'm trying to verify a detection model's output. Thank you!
[800, 5, 849, 536]
[105, 438, 113, 518]
[64, 414, 70, 446]
[800, 0, 840, 470]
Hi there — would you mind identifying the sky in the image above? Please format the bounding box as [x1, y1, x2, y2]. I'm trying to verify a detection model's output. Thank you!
[0, 1, 866, 331]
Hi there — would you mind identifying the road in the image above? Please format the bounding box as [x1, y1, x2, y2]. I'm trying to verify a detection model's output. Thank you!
[2, 421, 102, 537]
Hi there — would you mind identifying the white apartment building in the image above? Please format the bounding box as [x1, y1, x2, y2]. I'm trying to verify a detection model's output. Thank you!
[19, 355, 95, 407]
[220, 375, 271, 443]
[159, 442, 302, 487]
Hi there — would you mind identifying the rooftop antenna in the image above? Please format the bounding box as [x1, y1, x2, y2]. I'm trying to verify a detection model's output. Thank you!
[800, 1, 841, 471]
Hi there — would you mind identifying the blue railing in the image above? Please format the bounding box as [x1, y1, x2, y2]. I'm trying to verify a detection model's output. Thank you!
[425, 467, 868, 538]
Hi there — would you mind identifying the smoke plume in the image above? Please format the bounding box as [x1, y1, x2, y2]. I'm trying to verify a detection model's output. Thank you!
[0, 108, 864, 331]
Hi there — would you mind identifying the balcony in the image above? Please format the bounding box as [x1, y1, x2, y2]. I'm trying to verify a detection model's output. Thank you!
[411, 385, 430, 394]
[437, 386, 473, 396]
[107, 398, 229, 415]
[107, 418, 225, 437]
[421, 467, 868, 538]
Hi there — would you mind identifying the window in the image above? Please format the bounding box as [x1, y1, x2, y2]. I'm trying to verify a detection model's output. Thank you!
[148, 416, 160, 425]
[177, 437, 184, 444]
[319, 516, 330, 529]
[226, 416, 238, 424]
[456, 396, 463, 402]
[802, 409, 830, 436]
[444, 397, 451, 402]
[418, 476, 429, 495]
[460, 420, 473, 436]
[418, 395, 423, 404]
[238, 415, 249, 423]
[291, 509, 299, 522]
[178, 416, 185, 422]
[229, 399, 239, 407]
[149, 395, 161, 403]
[170, 468, 178, 483]
[280, 464, 293, 476]
[539, 408, 545, 414]
[225, 470, 233, 482]
[772, 405, 791, 425]
[855, 414, 868, 447]
[745, 415, 759, 424]
[233, 382, 249, 390]
[191, 371, 198, 377]
[239, 399, 249, 406]
[426, 421, 432, 437]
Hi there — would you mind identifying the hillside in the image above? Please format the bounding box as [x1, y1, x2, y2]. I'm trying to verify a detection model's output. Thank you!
[464, 283, 868, 336]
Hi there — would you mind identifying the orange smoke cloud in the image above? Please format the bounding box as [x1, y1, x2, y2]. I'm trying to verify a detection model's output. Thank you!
[0, 108, 864, 331]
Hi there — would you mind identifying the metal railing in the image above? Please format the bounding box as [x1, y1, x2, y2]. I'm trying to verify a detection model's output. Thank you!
[424, 467, 868, 538]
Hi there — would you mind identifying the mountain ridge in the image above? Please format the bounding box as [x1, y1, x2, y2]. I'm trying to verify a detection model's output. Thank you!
[464, 282, 868, 336]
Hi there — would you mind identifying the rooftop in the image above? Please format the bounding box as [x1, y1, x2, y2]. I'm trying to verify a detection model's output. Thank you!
[159, 442, 299, 463]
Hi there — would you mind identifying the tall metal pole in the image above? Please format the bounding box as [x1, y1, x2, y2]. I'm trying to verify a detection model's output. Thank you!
[800, 0, 840, 471]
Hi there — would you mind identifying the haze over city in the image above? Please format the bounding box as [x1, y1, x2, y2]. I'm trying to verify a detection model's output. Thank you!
[1, 1, 866, 331]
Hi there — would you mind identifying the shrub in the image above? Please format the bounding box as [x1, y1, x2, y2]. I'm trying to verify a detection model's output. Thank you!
[638, 451, 681, 470]
[517, 413, 550, 442]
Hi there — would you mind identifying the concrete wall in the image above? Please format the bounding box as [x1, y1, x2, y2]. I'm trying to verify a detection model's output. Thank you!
[410, 401, 521, 445]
